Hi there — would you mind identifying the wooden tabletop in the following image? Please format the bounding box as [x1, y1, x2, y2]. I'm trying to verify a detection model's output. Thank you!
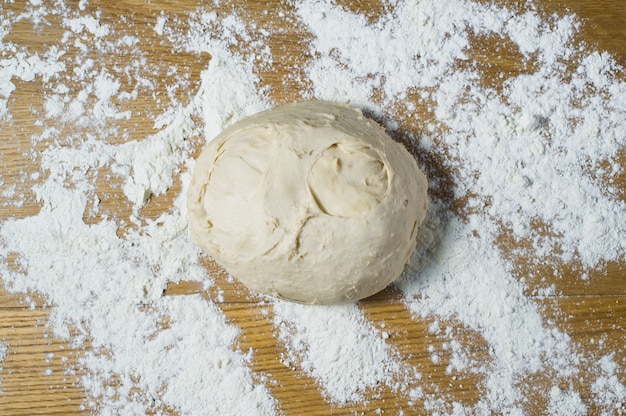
[0, 1, 624, 415]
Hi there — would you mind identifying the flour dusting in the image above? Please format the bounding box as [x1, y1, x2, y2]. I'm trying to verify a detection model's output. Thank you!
[274, 301, 405, 404]
[0, 342, 7, 393]
[0, 0, 624, 415]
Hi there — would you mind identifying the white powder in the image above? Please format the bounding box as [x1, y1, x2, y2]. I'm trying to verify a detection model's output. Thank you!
[298, 0, 625, 268]
[294, 0, 625, 412]
[0, 341, 7, 393]
[0, 1, 624, 415]
[1, 3, 277, 415]
[273, 301, 405, 404]
[400, 212, 578, 411]
[592, 355, 626, 415]
[547, 386, 586, 416]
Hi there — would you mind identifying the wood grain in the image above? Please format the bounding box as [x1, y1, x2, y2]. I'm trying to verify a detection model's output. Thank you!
[0, 1, 624, 415]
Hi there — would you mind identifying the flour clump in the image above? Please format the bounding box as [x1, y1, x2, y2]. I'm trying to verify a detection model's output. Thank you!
[187, 101, 428, 304]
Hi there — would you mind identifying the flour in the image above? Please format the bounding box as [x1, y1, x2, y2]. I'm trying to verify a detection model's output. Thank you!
[295, 0, 625, 412]
[114, 105, 195, 212]
[0, 341, 7, 393]
[1, 3, 277, 415]
[0, 0, 624, 415]
[592, 355, 626, 414]
[273, 301, 405, 404]
[298, 0, 626, 268]
[0, 50, 66, 119]
[547, 386, 586, 416]
[64, 15, 110, 38]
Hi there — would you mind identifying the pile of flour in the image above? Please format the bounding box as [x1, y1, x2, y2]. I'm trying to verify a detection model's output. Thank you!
[0, 0, 624, 415]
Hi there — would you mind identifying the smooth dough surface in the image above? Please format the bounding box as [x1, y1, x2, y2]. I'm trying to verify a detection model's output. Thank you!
[187, 101, 428, 304]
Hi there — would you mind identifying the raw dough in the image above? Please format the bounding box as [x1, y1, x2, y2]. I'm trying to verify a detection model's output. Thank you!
[187, 101, 428, 304]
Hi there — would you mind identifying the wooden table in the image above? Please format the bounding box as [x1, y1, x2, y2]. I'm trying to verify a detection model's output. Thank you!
[0, 1, 624, 415]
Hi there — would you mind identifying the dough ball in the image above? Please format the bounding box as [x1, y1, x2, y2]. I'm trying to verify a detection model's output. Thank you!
[187, 101, 428, 304]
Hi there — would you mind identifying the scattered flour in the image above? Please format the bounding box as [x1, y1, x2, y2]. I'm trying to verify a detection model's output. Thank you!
[0, 341, 7, 393]
[0, 3, 278, 415]
[400, 213, 576, 412]
[592, 355, 626, 415]
[547, 386, 586, 416]
[0, 0, 624, 415]
[273, 301, 404, 404]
